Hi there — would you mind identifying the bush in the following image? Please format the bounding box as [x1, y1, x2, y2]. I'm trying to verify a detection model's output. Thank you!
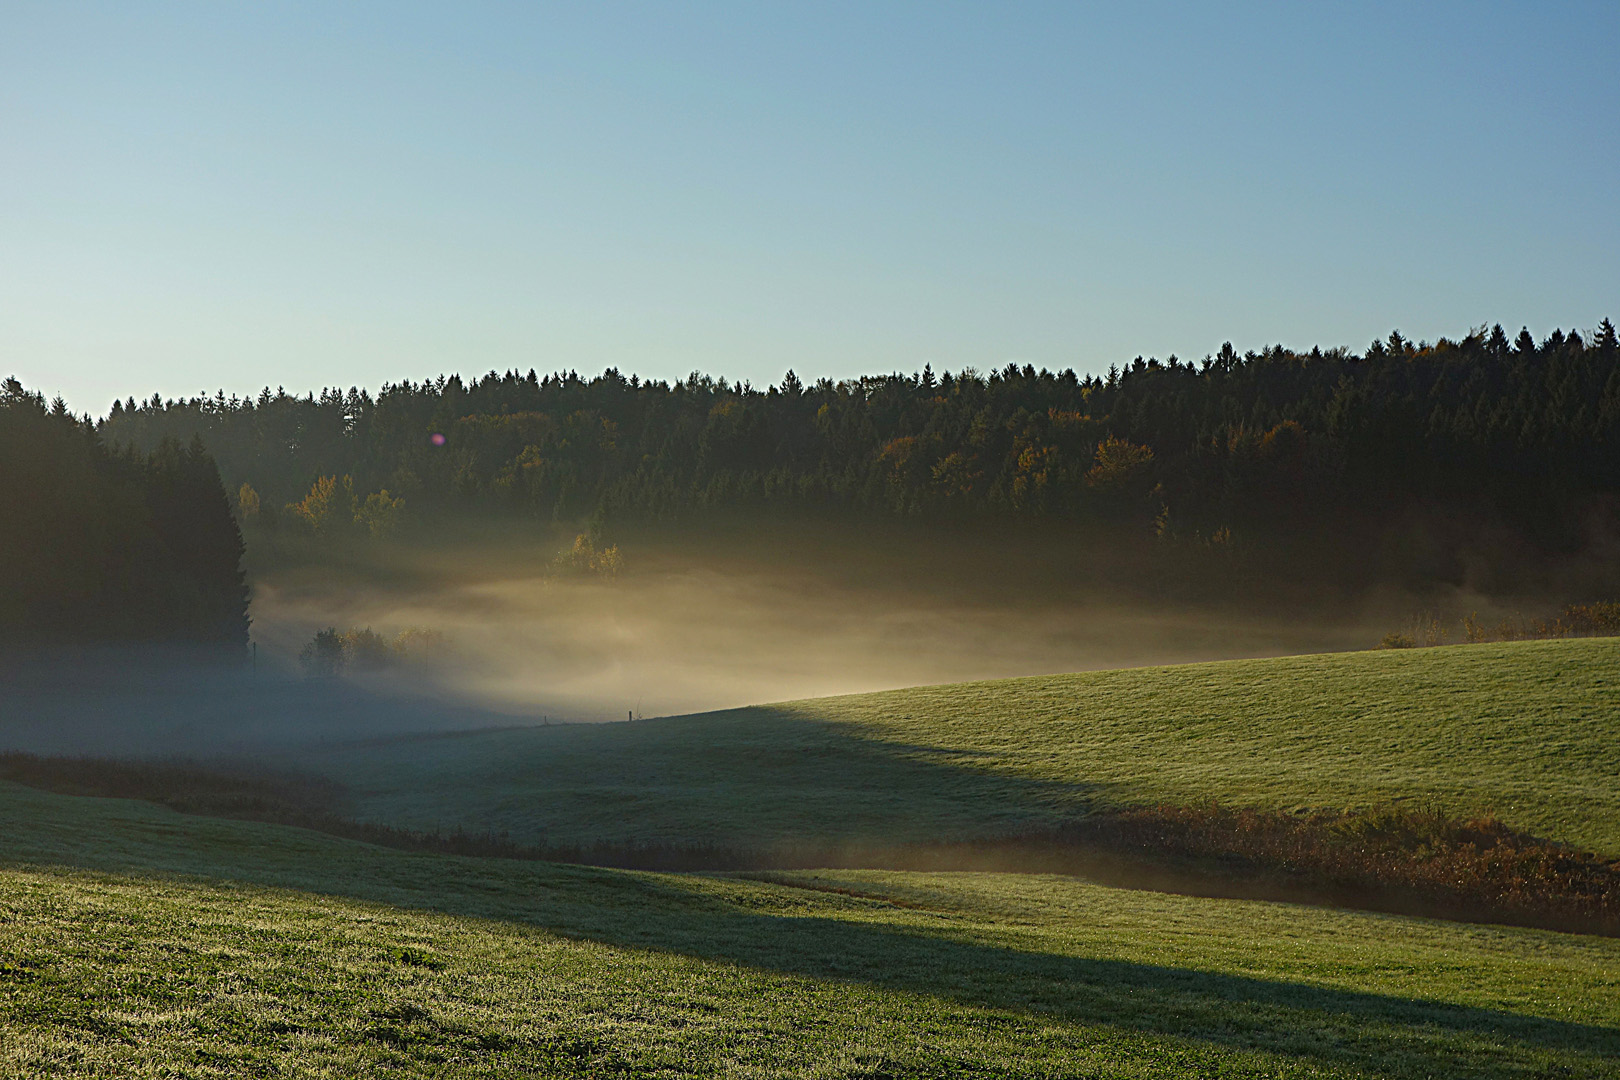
[298, 626, 451, 677]
[299, 627, 347, 677]
[1378, 600, 1620, 649]
[355, 489, 405, 539]
[1562, 601, 1620, 636]
[284, 475, 407, 540]
[554, 533, 623, 577]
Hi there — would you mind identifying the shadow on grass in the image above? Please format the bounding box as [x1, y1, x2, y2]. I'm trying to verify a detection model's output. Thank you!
[315, 704, 1114, 848]
[2, 782, 1616, 1079]
[7, 704, 1619, 937]
[0, 647, 538, 760]
[0, 660, 1111, 846]
[4, 661, 1619, 1073]
[609, 899, 1620, 1075]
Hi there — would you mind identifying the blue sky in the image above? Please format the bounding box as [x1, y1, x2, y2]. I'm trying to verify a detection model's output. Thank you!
[3, 1, 1615, 414]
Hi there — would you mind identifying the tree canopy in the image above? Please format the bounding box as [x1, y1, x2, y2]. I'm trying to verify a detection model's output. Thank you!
[1, 378, 247, 650]
[95, 320, 1620, 590]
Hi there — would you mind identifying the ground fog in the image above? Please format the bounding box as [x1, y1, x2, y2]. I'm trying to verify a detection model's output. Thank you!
[0, 524, 1564, 759]
[245, 526, 1408, 724]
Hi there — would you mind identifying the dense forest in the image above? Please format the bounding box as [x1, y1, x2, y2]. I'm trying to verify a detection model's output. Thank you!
[98, 321, 1620, 592]
[0, 378, 247, 650]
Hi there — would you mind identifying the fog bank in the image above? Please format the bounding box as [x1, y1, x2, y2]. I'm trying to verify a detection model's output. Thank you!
[245, 531, 1396, 724]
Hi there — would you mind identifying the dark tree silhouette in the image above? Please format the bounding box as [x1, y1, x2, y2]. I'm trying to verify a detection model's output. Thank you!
[92, 320, 1620, 592]
[0, 378, 247, 650]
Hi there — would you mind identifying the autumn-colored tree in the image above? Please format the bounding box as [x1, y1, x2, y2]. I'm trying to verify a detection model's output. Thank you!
[931, 451, 982, 500]
[237, 482, 261, 522]
[1085, 437, 1154, 490]
[355, 489, 405, 538]
[1011, 441, 1058, 510]
[86, 317, 1620, 592]
[556, 533, 623, 577]
[287, 475, 356, 535]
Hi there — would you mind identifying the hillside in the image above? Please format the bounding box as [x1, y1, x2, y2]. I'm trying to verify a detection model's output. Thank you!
[313, 638, 1620, 854]
[3, 780, 1618, 1078]
[96, 323, 1620, 599]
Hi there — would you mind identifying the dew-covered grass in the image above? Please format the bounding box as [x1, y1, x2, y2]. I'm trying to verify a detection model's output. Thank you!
[4, 781, 1620, 1078]
[314, 638, 1620, 854]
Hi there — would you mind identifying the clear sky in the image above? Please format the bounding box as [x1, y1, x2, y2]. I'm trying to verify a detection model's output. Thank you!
[3, 1, 1616, 415]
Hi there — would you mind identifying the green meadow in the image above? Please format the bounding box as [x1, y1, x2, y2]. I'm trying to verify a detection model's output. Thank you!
[318, 638, 1620, 854]
[6, 638, 1619, 1076]
[4, 780, 1619, 1079]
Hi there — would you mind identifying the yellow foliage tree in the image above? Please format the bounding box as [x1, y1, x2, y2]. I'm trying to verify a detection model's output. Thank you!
[557, 533, 623, 577]
[236, 482, 261, 522]
[354, 489, 405, 539]
[287, 475, 356, 535]
[1011, 442, 1058, 509]
[1085, 437, 1154, 490]
[930, 451, 981, 498]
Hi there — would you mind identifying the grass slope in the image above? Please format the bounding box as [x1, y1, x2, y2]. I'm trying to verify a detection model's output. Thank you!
[315, 638, 1620, 854]
[4, 781, 1620, 1078]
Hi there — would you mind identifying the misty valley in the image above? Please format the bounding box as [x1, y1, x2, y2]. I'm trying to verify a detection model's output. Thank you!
[10, 3, 1620, 1072]
[4, 325, 1620, 1079]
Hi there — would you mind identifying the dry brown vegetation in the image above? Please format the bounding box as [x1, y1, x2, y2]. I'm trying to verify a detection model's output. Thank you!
[1051, 804, 1620, 936]
[1381, 600, 1620, 649]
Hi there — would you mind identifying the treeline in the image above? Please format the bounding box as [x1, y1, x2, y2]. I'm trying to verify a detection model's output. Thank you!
[99, 321, 1620, 588]
[0, 378, 247, 650]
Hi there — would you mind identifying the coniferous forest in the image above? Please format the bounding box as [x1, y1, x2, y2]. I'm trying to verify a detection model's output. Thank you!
[4, 320, 1616, 648]
[92, 321, 1620, 596]
[0, 378, 247, 650]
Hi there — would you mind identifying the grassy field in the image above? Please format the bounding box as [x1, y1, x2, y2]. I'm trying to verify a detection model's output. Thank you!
[308, 638, 1620, 854]
[4, 779, 1620, 1078]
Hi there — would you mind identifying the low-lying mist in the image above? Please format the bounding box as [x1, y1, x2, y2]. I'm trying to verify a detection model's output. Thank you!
[247, 523, 1404, 724]
[2, 520, 1587, 763]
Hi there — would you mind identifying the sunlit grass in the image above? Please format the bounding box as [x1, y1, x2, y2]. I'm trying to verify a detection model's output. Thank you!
[315, 637, 1620, 854]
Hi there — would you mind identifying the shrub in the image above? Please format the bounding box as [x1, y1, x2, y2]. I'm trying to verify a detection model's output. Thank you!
[391, 627, 450, 662]
[283, 475, 407, 540]
[298, 626, 451, 677]
[1059, 803, 1620, 935]
[554, 533, 623, 577]
[355, 489, 405, 538]
[1378, 600, 1620, 649]
[1562, 601, 1620, 636]
[299, 627, 347, 677]
[287, 475, 354, 535]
